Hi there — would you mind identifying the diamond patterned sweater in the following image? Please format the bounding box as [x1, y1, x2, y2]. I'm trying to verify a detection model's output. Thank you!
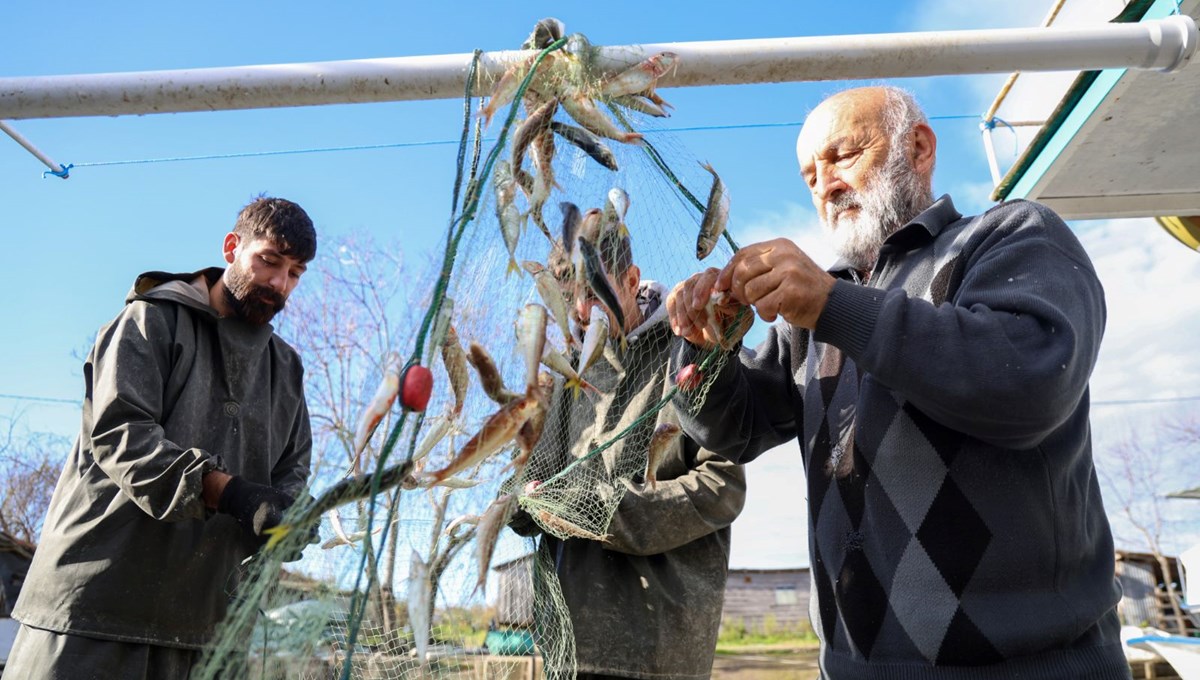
[677, 196, 1130, 679]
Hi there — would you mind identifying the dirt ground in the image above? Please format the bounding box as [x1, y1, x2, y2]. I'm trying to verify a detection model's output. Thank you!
[711, 648, 821, 680]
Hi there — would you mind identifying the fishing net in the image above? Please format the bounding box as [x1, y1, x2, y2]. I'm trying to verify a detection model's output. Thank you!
[195, 18, 746, 680]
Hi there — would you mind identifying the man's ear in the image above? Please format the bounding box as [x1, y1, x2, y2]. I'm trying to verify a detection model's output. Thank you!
[222, 232, 240, 264]
[911, 123, 937, 177]
[625, 264, 641, 293]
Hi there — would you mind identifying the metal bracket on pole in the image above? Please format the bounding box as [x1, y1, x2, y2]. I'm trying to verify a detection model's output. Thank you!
[0, 120, 70, 177]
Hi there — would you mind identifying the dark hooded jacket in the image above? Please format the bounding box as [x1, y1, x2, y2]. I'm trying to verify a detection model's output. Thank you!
[512, 281, 746, 680]
[13, 268, 312, 649]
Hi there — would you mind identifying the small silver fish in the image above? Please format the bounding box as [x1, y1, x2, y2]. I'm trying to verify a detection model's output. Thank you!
[521, 17, 566, 50]
[612, 94, 670, 118]
[515, 371, 554, 471]
[577, 306, 609, 377]
[524, 260, 576, 349]
[541, 346, 596, 399]
[560, 93, 644, 146]
[600, 52, 678, 97]
[474, 494, 516, 595]
[577, 236, 627, 344]
[413, 414, 454, 463]
[426, 396, 539, 483]
[351, 352, 402, 460]
[494, 161, 524, 276]
[517, 303, 549, 392]
[549, 120, 618, 172]
[441, 326, 469, 416]
[467, 341, 522, 405]
[537, 509, 611, 542]
[512, 97, 559, 174]
[697, 162, 730, 260]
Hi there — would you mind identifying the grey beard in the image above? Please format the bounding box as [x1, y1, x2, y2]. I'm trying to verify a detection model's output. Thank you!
[823, 152, 933, 271]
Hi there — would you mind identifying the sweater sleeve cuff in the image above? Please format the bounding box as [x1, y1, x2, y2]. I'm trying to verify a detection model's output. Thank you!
[813, 279, 885, 360]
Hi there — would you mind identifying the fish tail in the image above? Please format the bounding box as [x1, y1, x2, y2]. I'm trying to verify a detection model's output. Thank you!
[532, 211, 554, 243]
[263, 525, 291, 551]
[507, 258, 520, 277]
[566, 375, 600, 400]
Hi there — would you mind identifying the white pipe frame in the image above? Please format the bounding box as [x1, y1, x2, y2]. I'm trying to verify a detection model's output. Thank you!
[0, 120, 70, 177]
[1, 16, 1196, 120]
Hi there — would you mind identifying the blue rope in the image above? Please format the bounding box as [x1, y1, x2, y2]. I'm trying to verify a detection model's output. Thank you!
[48, 115, 984, 176]
[42, 162, 72, 179]
[981, 116, 1019, 156]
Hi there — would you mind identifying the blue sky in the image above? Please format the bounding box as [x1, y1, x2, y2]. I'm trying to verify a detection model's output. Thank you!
[3, 0, 1198, 569]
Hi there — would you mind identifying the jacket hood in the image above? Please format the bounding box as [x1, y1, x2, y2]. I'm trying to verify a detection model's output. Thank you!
[627, 280, 669, 345]
[126, 268, 223, 317]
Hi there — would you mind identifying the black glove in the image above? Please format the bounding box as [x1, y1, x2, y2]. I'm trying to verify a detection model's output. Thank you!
[507, 507, 543, 538]
[281, 494, 322, 563]
[218, 476, 295, 543]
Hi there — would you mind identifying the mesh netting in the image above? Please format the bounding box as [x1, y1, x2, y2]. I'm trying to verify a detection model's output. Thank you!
[195, 19, 745, 680]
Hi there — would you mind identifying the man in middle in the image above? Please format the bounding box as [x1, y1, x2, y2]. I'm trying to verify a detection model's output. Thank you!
[510, 213, 747, 680]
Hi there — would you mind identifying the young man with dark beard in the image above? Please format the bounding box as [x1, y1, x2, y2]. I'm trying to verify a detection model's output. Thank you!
[7, 197, 319, 679]
[667, 87, 1127, 679]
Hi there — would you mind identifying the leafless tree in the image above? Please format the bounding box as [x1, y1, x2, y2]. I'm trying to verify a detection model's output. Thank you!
[282, 233, 430, 634]
[0, 413, 69, 544]
[1098, 418, 1200, 632]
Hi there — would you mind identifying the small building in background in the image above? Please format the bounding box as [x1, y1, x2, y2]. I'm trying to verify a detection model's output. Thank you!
[1, 531, 36, 669]
[492, 553, 535, 628]
[720, 567, 811, 634]
[1116, 550, 1197, 635]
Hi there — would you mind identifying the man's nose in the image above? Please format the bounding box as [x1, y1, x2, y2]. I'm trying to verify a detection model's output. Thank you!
[266, 271, 288, 294]
[813, 165, 844, 202]
[575, 298, 591, 324]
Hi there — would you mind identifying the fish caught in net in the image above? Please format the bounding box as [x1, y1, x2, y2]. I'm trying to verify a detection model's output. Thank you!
[194, 17, 748, 680]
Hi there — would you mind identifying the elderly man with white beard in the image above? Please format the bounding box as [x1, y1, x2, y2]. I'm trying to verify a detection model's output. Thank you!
[666, 86, 1128, 680]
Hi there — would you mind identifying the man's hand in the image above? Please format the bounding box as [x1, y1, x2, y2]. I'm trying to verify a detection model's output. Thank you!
[716, 238, 835, 329]
[217, 476, 295, 543]
[667, 268, 749, 349]
[280, 494, 321, 562]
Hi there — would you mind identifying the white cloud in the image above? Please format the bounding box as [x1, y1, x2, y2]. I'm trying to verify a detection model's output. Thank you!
[729, 440, 810, 569]
[1076, 218, 1200, 554]
[735, 200, 839, 270]
[907, 0, 1050, 32]
[1078, 218, 1200, 405]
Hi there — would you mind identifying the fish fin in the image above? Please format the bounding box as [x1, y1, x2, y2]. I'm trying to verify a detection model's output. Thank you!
[507, 258, 520, 277]
[618, 222, 629, 239]
[263, 525, 291, 551]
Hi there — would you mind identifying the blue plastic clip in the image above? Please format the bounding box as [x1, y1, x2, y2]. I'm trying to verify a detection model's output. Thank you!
[42, 162, 73, 179]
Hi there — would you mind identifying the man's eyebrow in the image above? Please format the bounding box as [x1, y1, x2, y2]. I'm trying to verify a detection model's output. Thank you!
[818, 136, 850, 155]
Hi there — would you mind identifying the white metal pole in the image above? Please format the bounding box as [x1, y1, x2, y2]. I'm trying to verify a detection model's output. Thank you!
[0, 120, 70, 177]
[0, 16, 1195, 120]
[980, 123, 1003, 188]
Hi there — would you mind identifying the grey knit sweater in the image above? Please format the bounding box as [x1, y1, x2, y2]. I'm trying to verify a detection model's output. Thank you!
[677, 197, 1129, 679]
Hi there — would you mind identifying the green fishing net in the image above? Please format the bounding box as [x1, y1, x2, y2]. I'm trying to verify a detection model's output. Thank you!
[195, 19, 741, 680]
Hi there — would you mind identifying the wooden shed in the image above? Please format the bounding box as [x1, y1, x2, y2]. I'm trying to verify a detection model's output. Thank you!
[720, 567, 811, 634]
[0, 532, 34, 618]
[1115, 550, 1197, 635]
[492, 553, 535, 627]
